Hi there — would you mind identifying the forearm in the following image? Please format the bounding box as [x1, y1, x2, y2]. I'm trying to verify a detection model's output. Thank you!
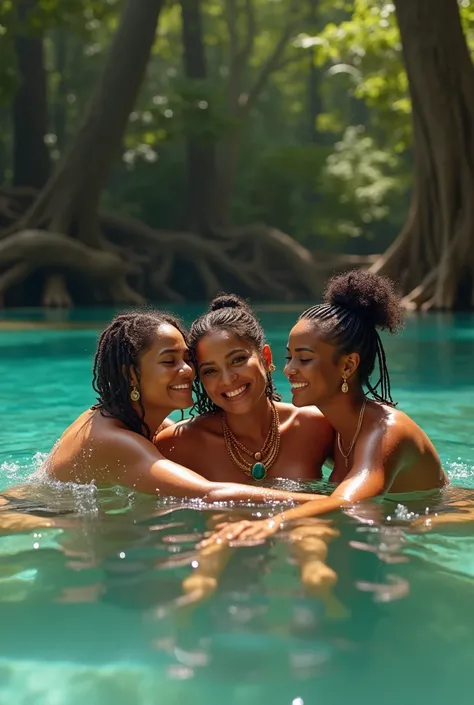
[206, 484, 326, 504]
[276, 495, 350, 525]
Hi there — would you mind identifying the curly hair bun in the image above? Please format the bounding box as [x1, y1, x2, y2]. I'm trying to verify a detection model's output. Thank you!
[324, 269, 404, 333]
[209, 293, 251, 313]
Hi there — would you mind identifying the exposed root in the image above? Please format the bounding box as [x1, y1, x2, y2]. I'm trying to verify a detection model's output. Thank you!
[0, 191, 376, 306]
[0, 229, 143, 306]
[42, 274, 73, 308]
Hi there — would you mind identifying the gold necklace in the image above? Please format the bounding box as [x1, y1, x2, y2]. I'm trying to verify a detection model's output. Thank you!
[222, 403, 281, 481]
[337, 398, 367, 468]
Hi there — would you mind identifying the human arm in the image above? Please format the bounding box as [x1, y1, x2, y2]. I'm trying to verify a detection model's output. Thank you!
[297, 407, 335, 476]
[200, 425, 401, 544]
[101, 429, 329, 503]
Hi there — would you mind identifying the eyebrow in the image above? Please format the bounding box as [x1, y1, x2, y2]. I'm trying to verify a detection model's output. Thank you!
[199, 348, 248, 368]
[286, 345, 314, 353]
[158, 347, 183, 356]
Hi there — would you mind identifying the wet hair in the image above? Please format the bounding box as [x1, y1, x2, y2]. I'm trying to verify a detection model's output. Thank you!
[91, 310, 188, 439]
[189, 293, 281, 415]
[299, 269, 404, 405]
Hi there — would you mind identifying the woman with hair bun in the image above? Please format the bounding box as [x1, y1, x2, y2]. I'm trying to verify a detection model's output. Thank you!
[40, 310, 326, 504]
[202, 270, 449, 544]
[156, 293, 334, 482]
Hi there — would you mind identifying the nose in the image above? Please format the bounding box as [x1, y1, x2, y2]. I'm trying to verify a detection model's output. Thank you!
[284, 360, 296, 378]
[221, 368, 238, 386]
[179, 360, 195, 380]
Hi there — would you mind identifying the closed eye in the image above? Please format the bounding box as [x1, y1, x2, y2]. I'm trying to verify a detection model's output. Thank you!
[201, 368, 215, 376]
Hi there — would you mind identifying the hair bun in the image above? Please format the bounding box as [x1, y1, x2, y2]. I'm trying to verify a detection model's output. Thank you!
[324, 269, 404, 333]
[209, 293, 251, 313]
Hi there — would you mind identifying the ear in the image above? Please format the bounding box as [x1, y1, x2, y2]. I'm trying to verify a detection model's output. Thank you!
[262, 344, 273, 368]
[122, 364, 138, 386]
[342, 353, 360, 379]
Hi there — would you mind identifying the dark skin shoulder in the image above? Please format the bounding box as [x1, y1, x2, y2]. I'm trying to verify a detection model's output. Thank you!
[156, 403, 334, 483]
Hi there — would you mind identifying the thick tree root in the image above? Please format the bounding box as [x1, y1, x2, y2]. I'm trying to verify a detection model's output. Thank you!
[0, 188, 374, 307]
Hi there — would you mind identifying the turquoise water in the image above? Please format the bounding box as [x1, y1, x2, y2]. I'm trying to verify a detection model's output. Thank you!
[1, 308, 474, 704]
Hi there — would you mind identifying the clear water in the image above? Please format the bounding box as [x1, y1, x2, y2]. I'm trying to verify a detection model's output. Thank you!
[1, 307, 474, 705]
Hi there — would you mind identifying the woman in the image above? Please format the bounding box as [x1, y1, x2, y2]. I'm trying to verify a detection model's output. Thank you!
[202, 270, 449, 544]
[41, 310, 324, 504]
[156, 295, 334, 482]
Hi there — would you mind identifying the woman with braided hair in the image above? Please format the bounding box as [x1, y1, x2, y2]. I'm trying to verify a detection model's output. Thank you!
[43, 310, 328, 504]
[156, 294, 334, 482]
[201, 270, 449, 545]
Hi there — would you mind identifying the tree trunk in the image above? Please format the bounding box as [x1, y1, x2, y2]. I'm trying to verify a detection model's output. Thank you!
[308, 0, 321, 144]
[218, 0, 299, 225]
[4, 0, 165, 305]
[180, 0, 223, 232]
[52, 29, 68, 152]
[20, 0, 164, 246]
[12, 0, 51, 189]
[371, 0, 474, 310]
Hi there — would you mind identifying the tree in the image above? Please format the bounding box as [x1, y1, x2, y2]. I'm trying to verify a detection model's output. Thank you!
[1, 0, 166, 306]
[371, 0, 474, 309]
[12, 0, 51, 189]
[0, 0, 377, 307]
[180, 0, 222, 231]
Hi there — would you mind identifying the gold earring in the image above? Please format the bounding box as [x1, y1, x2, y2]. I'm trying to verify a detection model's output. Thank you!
[269, 363, 276, 373]
[341, 375, 348, 394]
[130, 385, 140, 402]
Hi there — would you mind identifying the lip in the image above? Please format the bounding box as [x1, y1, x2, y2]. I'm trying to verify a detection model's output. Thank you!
[169, 383, 192, 393]
[290, 381, 309, 393]
[221, 383, 250, 402]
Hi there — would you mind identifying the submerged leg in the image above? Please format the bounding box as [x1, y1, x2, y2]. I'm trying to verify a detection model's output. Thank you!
[289, 521, 349, 621]
[181, 512, 248, 605]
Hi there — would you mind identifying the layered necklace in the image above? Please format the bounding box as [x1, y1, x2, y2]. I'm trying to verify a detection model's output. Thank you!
[222, 403, 281, 481]
[337, 398, 367, 468]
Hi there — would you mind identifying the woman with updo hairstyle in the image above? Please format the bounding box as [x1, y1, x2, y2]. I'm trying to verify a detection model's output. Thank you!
[41, 310, 329, 505]
[156, 293, 334, 483]
[202, 270, 448, 544]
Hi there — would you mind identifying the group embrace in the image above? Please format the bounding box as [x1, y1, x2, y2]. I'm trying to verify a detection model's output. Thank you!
[42, 269, 447, 544]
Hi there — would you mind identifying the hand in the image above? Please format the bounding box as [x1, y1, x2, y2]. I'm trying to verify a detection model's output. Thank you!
[198, 517, 283, 549]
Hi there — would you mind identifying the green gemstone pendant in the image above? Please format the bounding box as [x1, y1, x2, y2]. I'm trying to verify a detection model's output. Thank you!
[251, 462, 266, 481]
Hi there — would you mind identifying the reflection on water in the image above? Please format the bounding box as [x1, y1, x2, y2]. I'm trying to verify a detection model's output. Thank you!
[1, 476, 474, 704]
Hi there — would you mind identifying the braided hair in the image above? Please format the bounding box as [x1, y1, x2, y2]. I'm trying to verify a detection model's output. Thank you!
[91, 310, 188, 439]
[189, 293, 281, 415]
[299, 270, 404, 405]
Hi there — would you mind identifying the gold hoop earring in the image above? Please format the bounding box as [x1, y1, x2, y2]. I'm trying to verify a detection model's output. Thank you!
[130, 386, 140, 402]
[269, 363, 276, 373]
[341, 375, 349, 394]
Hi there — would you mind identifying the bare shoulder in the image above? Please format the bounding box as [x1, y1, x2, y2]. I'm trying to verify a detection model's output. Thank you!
[156, 413, 221, 443]
[277, 402, 333, 433]
[371, 403, 423, 441]
[155, 413, 221, 464]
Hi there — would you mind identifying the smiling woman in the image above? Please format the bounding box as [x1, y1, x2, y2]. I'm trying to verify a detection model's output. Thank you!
[33, 310, 329, 505]
[156, 294, 334, 483]
[201, 271, 450, 545]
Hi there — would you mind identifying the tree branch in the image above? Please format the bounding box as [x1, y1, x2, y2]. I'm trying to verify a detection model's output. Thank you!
[226, 0, 257, 109]
[237, 9, 298, 115]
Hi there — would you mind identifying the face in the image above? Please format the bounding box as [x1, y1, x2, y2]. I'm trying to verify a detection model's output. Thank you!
[284, 320, 357, 407]
[133, 324, 194, 411]
[196, 329, 272, 415]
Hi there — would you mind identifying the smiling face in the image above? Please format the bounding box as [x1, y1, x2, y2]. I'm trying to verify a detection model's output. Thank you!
[284, 319, 359, 407]
[196, 329, 272, 415]
[132, 323, 194, 412]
